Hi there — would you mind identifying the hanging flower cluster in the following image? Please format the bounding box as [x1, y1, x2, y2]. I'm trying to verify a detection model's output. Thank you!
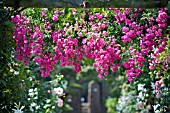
[12, 8, 169, 82]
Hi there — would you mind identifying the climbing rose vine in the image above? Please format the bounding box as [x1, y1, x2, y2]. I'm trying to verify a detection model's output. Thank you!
[12, 8, 169, 82]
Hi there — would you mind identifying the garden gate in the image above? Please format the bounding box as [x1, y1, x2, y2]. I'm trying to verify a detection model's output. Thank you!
[69, 80, 106, 113]
[81, 81, 102, 113]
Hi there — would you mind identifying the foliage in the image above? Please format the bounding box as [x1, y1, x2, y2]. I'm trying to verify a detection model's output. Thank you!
[106, 98, 118, 113]
[0, 5, 69, 113]
[0, 5, 31, 112]
[24, 72, 69, 113]
[12, 8, 169, 81]
[11, 7, 170, 112]
[106, 41, 170, 112]
[0, 3, 170, 113]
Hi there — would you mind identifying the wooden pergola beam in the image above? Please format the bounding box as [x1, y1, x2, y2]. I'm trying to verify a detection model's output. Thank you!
[4, 0, 169, 8]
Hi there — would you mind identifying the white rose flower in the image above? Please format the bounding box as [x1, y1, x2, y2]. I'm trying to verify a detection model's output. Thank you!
[34, 88, 37, 91]
[28, 92, 34, 97]
[153, 104, 160, 111]
[52, 106, 55, 109]
[54, 87, 63, 95]
[31, 102, 36, 107]
[34, 96, 38, 100]
[138, 84, 145, 91]
[138, 92, 144, 100]
[34, 91, 38, 95]
[143, 88, 147, 92]
[29, 89, 33, 93]
[14, 71, 19, 75]
[35, 106, 40, 110]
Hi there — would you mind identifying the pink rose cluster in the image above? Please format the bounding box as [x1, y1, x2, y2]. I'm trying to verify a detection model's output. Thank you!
[112, 8, 168, 82]
[12, 8, 169, 82]
[12, 14, 32, 66]
[123, 47, 145, 82]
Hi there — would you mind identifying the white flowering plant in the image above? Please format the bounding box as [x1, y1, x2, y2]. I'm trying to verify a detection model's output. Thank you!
[26, 73, 69, 113]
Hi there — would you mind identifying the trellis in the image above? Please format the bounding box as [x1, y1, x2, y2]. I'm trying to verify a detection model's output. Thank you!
[4, 0, 170, 8]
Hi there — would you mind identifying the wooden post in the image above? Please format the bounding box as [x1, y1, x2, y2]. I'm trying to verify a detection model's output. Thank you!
[4, 0, 169, 8]
[88, 81, 102, 113]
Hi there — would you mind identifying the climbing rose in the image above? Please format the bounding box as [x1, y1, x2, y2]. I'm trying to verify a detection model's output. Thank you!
[54, 87, 63, 95]
[57, 98, 63, 107]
